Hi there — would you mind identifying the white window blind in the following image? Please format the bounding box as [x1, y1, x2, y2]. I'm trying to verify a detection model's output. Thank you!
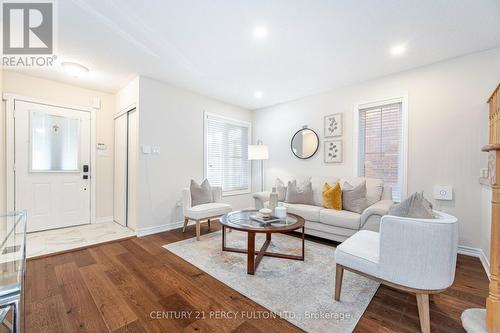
[358, 102, 403, 202]
[205, 114, 250, 194]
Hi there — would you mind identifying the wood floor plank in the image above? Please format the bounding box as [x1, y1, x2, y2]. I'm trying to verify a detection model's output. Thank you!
[25, 222, 489, 333]
[54, 262, 109, 333]
[79, 264, 138, 332]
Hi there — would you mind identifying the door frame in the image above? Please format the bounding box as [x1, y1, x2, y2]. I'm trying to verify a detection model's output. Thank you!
[3, 93, 97, 224]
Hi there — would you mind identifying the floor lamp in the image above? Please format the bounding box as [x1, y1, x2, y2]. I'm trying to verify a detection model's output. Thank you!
[248, 141, 269, 191]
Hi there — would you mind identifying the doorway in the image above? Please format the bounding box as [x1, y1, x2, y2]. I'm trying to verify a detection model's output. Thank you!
[113, 108, 137, 230]
[11, 99, 93, 232]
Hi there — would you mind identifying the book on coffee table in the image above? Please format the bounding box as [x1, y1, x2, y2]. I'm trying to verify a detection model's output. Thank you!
[249, 214, 282, 224]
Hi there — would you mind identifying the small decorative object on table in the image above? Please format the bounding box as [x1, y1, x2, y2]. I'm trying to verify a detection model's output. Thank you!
[269, 187, 279, 211]
[259, 208, 272, 217]
[250, 212, 281, 224]
[274, 205, 287, 219]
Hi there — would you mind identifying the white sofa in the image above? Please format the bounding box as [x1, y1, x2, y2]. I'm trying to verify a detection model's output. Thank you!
[253, 177, 393, 242]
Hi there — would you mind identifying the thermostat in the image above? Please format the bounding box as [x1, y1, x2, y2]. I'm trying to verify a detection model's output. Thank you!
[434, 185, 453, 201]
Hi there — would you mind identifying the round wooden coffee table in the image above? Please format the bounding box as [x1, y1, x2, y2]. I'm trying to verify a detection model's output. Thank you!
[219, 210, 305, 275]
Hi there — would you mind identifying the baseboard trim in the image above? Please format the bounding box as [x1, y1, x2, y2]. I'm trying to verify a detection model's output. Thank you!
[136, 220, 184, 237]
[458, 245, 490, 279]
[94, 216, 114, 224]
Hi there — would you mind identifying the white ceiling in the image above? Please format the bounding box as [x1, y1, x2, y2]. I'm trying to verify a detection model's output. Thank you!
[12, 0, 500, 109]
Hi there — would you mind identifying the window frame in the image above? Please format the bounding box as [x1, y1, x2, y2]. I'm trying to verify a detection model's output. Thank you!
[203, 112, 252, 197]
[353, 94, 408, 201]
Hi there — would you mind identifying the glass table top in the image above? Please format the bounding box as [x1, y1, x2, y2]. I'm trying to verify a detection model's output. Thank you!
[0, 211, 27, 298]
[219, 210, 304, 232]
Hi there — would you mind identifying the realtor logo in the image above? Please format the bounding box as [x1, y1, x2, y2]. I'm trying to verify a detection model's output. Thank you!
[2, 2, 53, 54]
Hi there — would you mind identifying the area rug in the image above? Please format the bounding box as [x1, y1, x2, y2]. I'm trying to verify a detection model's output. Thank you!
[164, 230, 379, 333]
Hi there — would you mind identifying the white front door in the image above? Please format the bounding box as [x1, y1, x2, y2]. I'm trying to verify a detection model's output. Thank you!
[14, 100, 91, 232]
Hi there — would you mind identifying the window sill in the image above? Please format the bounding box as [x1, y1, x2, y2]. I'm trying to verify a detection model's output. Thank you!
[222, 189, 251, 197]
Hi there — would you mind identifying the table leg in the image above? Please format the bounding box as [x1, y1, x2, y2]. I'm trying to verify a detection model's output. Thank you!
[301, 226, 305, 260]
[247, 232, 256, 275]
[12, 300, 19, 333]
[222, 226, 227, 251]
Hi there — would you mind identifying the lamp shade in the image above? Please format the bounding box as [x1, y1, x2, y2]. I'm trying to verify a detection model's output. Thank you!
[248, 144, 269, 160]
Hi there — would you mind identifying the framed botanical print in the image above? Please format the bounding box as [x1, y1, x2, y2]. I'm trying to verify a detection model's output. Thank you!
[324, 113, 343, 138]
[324, 140, 342, 163]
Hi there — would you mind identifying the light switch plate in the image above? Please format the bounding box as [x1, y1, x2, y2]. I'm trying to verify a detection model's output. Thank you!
[434, 185, 453, 201]
[142, 145, 151, 154]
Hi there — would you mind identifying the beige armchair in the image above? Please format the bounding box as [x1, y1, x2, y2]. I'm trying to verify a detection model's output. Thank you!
[182, 186, 232, 240]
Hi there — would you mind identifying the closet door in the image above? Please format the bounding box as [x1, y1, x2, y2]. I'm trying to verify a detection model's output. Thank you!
[114, 113, 128, 226]
[126, 109, 138, 231]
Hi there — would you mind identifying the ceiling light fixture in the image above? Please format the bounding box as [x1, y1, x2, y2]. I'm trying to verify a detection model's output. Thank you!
[252, 25, 268, 40]
[254, 91, 263, 99]
[390, 43, 407, 57]
[61, 62, 89, 77]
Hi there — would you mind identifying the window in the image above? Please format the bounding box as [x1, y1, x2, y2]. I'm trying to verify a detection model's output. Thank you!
[205, 113, 251, 195]
[30, 112, 80, 172]
[356, 98, 406, 202]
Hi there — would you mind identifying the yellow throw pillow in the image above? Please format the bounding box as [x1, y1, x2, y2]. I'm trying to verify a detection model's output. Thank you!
[322, 182, 342, 210]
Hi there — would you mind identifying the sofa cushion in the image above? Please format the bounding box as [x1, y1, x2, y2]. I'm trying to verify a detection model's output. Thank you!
[285, 180, 314, 205]
[185, 203, 232, 220]
[284, 203, 322, 222]
[388, 192, 434, 219]
[322, 182, 342, 210]
[341, 177, 384, 205]
[320, 209, 362, 230]
[342, 181, 369, 214]
[335, 230, 380, 278]
[311, 176, 339, 206]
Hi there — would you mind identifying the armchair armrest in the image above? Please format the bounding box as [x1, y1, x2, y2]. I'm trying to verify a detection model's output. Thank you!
[253, 191, 271, 210]
[360, 199, 393, 227]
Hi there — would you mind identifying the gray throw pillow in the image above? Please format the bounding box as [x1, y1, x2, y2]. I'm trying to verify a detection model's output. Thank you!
[342, 181, 369, 214]
[285, 180, 314, 205]
[276, 178, 287, 201]
[388, 192, 434, 219]
[190, 179, 213, 206]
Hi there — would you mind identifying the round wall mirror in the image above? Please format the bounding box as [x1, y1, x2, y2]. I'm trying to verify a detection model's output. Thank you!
[291, 128, 319, 159]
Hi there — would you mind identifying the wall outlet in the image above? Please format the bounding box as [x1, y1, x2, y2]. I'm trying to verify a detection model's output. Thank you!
[434, 185, 453, 201]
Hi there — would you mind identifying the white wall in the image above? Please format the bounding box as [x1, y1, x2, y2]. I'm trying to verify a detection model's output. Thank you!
[0, 69, 4, 212]
[253, 48, 500, 258]
[1, 71, 115, 219]
[137, 76, 253, 232]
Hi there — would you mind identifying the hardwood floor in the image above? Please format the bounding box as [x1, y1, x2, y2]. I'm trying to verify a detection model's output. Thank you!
[18, 222, 488, 333]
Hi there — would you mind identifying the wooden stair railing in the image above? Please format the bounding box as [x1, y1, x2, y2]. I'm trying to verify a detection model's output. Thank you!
[483, 83, 500, 333]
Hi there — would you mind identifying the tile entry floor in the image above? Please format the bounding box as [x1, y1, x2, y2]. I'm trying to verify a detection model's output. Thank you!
[26, 222, 135, 258]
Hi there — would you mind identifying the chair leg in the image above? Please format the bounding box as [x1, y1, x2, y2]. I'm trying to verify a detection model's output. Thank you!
[183, 217, 189, 232]
[416, 293, 430, 333]
[195, 221, 201, 241]
[207, 218, 211, 230]
[334, 264, 344, 301]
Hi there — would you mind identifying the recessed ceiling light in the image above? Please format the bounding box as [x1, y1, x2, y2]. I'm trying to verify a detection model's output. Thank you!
[61, 62, 89, 77]
[254, 91, 263, 99]
[390, 44, 407, 56]
[252, 25, 268, 40]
